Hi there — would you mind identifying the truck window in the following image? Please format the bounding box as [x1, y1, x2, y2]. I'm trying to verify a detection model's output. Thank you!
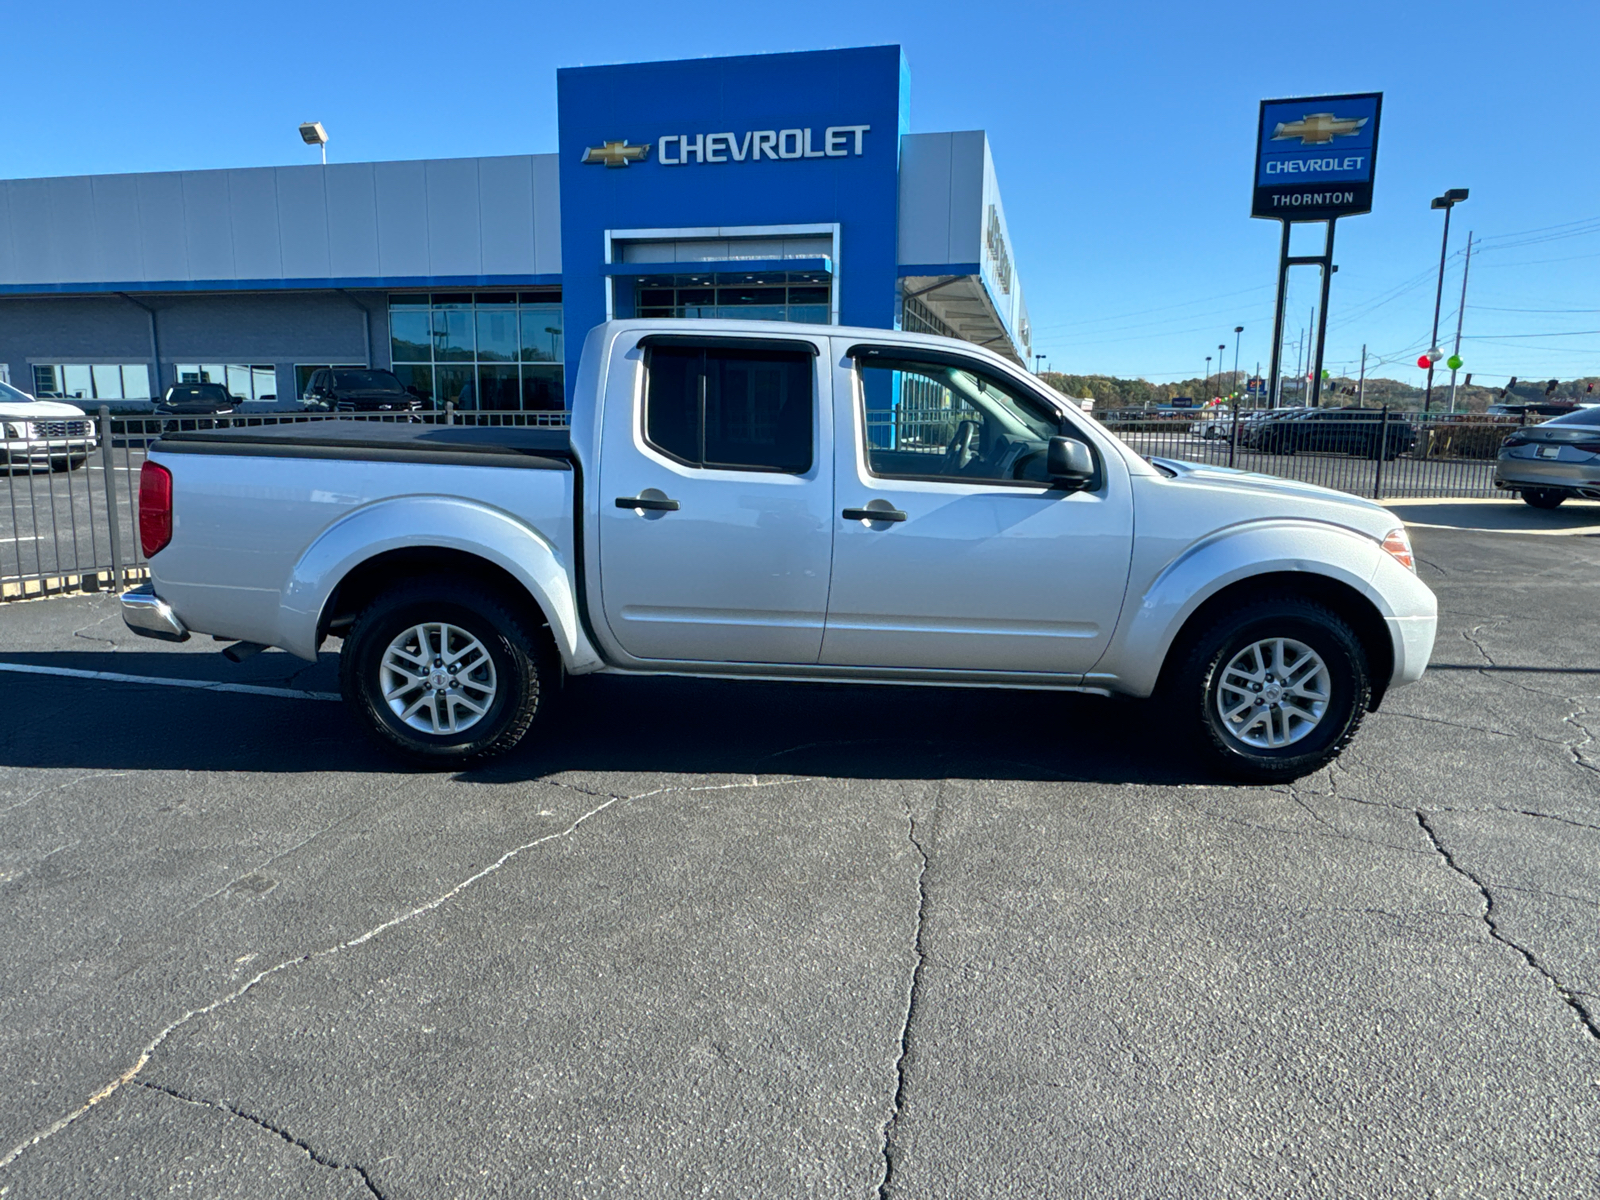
[857, 356, 1063, 485]
[644, 345, 813, 474]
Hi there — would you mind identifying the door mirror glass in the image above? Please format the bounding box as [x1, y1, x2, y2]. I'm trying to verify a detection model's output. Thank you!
[1046, 436, 1094, 489]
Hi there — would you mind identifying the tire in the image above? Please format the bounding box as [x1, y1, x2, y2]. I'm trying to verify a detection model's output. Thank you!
[1165, 596, 1371, 782]
[339, 580, 548, 764]
[1521, 488, 1566, 510]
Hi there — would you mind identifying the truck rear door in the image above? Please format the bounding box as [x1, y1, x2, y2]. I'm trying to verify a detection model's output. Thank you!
[596, 332, 835, 664]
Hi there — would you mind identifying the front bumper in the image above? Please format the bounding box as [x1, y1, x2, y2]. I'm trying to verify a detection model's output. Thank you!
[121, 583, 190, 642]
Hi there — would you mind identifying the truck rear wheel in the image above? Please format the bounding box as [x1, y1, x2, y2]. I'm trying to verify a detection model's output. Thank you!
[339, 581, 546, 764]
[1168, 596, 1371, 781]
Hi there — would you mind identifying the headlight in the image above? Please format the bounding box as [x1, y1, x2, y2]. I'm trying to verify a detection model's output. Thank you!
[2, 422, 27, 439]
[1381, 527, 1415, 572]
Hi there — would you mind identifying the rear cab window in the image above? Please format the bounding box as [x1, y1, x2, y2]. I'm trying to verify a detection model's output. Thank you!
[642, 343, 814, 474]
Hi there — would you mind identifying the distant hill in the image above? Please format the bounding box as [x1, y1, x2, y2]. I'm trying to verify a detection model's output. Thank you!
[1040, 371, 1600, 413]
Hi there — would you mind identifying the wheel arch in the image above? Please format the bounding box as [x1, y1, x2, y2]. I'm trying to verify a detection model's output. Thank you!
[275, 495, 598, 669]
[1153, 572, 1394, 709]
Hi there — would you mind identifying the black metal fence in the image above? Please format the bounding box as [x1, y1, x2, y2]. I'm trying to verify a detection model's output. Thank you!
[2, 406, 569, 603]
[1095, 405, 1532, 501]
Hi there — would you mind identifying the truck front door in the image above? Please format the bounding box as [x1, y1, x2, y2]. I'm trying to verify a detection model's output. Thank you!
[820, 344, 1134, 676]
[597, 334, 834, 664]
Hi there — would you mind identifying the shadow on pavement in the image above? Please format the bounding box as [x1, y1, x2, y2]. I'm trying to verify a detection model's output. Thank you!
[0, 651, 1216, 786]
[1387, 498, 1600, 535]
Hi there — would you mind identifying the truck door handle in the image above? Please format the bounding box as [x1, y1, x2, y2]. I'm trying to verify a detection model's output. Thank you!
[616, 495, 680, 512]
[842, 506, 907, 523]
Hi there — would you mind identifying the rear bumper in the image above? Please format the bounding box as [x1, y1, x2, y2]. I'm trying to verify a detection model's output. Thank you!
[1494, 459, 1600, 494]
[121, 583, 190, 642]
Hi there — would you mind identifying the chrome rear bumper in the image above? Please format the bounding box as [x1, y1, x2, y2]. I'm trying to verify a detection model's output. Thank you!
[121, 583, 189, 642]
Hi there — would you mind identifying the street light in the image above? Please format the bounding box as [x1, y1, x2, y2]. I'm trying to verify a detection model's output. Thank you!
[1033, 353, 1046, 375]
[1217, 344, 1226, 400]
[1232, 326, 1244, 406]
[1424, 188, 1469, 412]
[298, 121, 329, 166]
[1205, 355, 1211, 396]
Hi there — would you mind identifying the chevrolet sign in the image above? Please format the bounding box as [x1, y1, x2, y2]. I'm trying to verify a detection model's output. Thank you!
[1252, 93, 1382, 221]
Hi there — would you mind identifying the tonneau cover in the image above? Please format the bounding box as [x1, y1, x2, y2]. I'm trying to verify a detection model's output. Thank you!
[155, 420, 574, 469]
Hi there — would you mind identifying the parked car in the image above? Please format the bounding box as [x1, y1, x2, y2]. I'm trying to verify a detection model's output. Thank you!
[157, 383, 237, 417]
[122, 319, 1436, 781]
[1494, 406, 1600, 508]
[1247, 407, 1415, 459]
[302, 368, 423, 413]
[0, 378, 98, 471]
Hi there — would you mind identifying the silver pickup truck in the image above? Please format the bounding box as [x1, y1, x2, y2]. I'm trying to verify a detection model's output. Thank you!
[122, 320, 1436, 779]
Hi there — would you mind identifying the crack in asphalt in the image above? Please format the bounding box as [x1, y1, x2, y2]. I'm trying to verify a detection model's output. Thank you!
[877, 787, 935, 1200]
[132, 1081, 385, 1199]
[1562, 703, 1599, 775]
[0, 770, 134, 818]
[0, 773, 804, 1175]
[1415, 810, 1600, 1045]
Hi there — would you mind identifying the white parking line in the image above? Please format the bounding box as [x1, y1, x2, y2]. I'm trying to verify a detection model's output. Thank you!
[0, 660, 339, 701]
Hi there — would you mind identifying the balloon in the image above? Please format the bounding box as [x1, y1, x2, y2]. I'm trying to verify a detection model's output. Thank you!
[1417, 355, 1431, 369]
[1447, 354, 1463, 370]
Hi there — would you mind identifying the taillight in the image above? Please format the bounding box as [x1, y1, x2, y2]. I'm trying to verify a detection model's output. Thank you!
[1380, 527, 1415, 572]
[1573, 442, 1600, 455]
[139, 461, 173, 557]
[1501, 433, 1528, 448]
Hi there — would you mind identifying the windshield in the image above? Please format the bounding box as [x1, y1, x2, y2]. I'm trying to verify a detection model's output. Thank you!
[330, 370, 404, 393]
[1546, 406, 1600, 427]
[166, 384, 229, 401]
[0, 381, 33, 404]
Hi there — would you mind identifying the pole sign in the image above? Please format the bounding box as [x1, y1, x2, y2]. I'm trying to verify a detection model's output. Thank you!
[1252, 92, 1382, 221]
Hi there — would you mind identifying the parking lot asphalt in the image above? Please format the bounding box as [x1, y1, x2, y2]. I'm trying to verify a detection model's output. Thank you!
[1, 520, 1597, 1198]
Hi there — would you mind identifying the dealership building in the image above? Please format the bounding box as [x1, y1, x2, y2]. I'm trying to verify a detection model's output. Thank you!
[0, 45, 1030, 411]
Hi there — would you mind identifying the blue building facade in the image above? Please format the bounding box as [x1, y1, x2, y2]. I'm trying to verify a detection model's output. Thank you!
[0, 45, 1029, 410]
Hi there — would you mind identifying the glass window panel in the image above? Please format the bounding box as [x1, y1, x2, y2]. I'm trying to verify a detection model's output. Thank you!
[32, 366, 58, 395]
[476, 309, 519, 362]
[62, 365, 93, 398]
[434, 310, 475, 361]
[225, 365, 253, 397]
[715, 306, 785, 322]
[789, 305, 829, 324]
[644, 348, 700, 464]
[678, 288, 715, 306]
[434, 365, 476, 409]
[477, 363, 521, 410]
[473, 292, 516, 305]
[392, 365, 435, 408]
[789, 287, 829, 305]
[389, 310, 432, 362]
[431, 292, 473, 307]
[92, 364, 123, 399]
[518, 291, 560, 304]
[253, 366, 277, 400]
[717, 287, 786, 306]
[521, 364, 564, 411]
[703, 350, 812, 472]
[122, 365, 152, 400]
[520, 309, 563, 363]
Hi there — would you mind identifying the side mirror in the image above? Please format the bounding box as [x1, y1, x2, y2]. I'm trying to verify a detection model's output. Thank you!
[1046, 436, 1095, 490]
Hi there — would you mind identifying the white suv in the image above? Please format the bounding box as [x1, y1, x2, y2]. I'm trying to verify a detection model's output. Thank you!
[0, 380, 99, 471]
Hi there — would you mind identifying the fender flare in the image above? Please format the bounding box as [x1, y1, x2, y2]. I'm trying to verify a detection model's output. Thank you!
[1097, 519, 1390, 697]
[275, 495, 596, 667]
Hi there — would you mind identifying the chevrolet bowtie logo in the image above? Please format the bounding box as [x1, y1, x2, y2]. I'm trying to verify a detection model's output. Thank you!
[581, 140, 650, 168]
[1271, 113, 1368, 145]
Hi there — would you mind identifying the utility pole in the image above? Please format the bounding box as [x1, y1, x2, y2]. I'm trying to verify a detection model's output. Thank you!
[1357, 344, 1367, 408]
[1307, 304, 1318, 406]
[1447, 232, 1473, 413]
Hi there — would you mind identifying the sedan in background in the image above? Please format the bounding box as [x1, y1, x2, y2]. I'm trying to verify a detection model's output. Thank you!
[1248, 407, 1415, 459]
[1494, 406, 1600, 508]
[0, 378, 98, 471]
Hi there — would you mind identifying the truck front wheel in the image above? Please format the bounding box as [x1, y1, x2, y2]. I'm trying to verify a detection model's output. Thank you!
[1168, 596, 1371, 781]
[339, 581, 546, 764]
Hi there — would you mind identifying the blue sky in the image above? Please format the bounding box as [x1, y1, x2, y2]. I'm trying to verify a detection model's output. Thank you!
[3, 0, 1595, 386]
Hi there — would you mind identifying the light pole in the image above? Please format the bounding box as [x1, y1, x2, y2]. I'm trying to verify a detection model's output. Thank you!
[298, 121, 329, 165]
[1217, 344, 1226, 401]
[1033, 353, 1046, 375]
[1231, 326, 1244, 406]
[1205, 355, 1211, 397]
[1425, 188, 1469, 411]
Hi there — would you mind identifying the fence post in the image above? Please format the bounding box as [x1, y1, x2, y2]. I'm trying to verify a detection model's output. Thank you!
[445, 401, 455, 426]
[1372, 405, 1389, 501]
[1228, 404, 1239, 469]
[98, 405, 125, 591]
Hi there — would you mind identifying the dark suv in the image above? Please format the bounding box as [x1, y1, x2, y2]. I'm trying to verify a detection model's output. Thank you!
[157, 383, 237, 416]
[302, 368, 422, 413]
[1249, 407, 1415, 460]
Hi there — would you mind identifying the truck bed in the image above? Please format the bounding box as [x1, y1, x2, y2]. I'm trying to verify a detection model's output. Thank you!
[156, 420, 574, 470]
